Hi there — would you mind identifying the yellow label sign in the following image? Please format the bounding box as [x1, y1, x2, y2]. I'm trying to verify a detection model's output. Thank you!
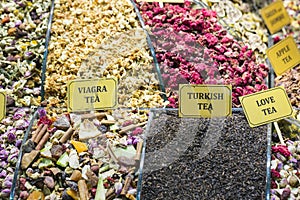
[67, 78, 118, 112]
[0, 92, 6, 121]
[179, 85, 232, 118]
[266, 36, 300, 75]
[239, 87, 293, 127]
[260, 0, 290, 34]
[136, 0, 184, 2]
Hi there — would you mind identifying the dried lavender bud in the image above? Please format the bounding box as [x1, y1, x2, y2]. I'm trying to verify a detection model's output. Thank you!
[98, 125, 108, 133]
[7, 132, 16, 143]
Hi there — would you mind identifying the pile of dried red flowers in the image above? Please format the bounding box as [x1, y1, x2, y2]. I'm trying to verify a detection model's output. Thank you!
[136, 1, 269, 107]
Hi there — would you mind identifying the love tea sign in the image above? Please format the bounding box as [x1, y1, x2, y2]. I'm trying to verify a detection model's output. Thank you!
[239, 87, 293, 127]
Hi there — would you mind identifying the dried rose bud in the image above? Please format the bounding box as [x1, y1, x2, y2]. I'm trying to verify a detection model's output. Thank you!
[91, 187, 97, 197]
[19, 191, 29, 199]
[281, 188, 291, 200]
[132, 127, 143, 136]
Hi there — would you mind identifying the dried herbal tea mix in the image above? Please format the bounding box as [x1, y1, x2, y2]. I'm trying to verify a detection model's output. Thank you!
[78, 28, 164, 108]
[15, 108, 148, 199]
[204, 0, 269, 64]
[0, 0, 52, 106]
[271, 111, 300, 199]
[141, 110, 267, 200]
[275, 66, 300, 108]
[273, 0, 300, 108]
[0, 107, 34, 198]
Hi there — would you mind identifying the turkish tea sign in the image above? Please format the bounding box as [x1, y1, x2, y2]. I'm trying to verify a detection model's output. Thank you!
[67, 78, 118, 112]
[179, 84, 232, 118]
[239, 87, 293, 127]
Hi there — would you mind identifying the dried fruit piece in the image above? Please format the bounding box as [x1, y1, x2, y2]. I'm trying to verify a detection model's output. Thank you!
[43, 176, 55, 189]
[78, 180, 89, 200]
[27, 191, 44, 200]
[21, 150, 39, 169]
[70, 140, 88, 153]
[56, 152, 69, 168]
[66, 189, 79, 200]
[69, 149, 80, 169]
[70, 170, 82, 182]
[79, 119, 101, 140]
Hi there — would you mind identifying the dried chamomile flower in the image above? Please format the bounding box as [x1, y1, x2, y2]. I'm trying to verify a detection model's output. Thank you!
[46, 0, 165, 111]
[77, 28, 164, 108]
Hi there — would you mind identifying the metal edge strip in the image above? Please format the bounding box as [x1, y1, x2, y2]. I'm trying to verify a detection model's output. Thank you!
[10, 108, 39, 199]
[265, 123, 272, 200]
[40, 0, 56, 102]
[130, 0, 167, 101]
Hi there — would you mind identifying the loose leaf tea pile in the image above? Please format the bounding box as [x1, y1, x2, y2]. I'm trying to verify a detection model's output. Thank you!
[141, 110, 267, 200]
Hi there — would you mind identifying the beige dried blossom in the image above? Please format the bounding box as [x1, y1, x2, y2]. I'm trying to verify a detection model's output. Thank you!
[78, 28, 164, 108]
[275, 66, 300, 108]
[46, 0, 164, 111]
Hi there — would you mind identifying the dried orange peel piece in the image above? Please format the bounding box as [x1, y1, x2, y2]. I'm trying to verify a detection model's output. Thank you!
[70, 140, 88, 153]
[27, 191, 45, 200]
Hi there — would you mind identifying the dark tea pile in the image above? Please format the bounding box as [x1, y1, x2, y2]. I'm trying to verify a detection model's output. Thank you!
[141, 110, 267, 200]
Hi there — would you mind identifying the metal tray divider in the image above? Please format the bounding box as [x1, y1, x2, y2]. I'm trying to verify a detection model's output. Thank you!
[266, 123, 272, 200]
[130, 0, 167, 101]
[40, 0, 56, 102]
[10, 109, 39, 199]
